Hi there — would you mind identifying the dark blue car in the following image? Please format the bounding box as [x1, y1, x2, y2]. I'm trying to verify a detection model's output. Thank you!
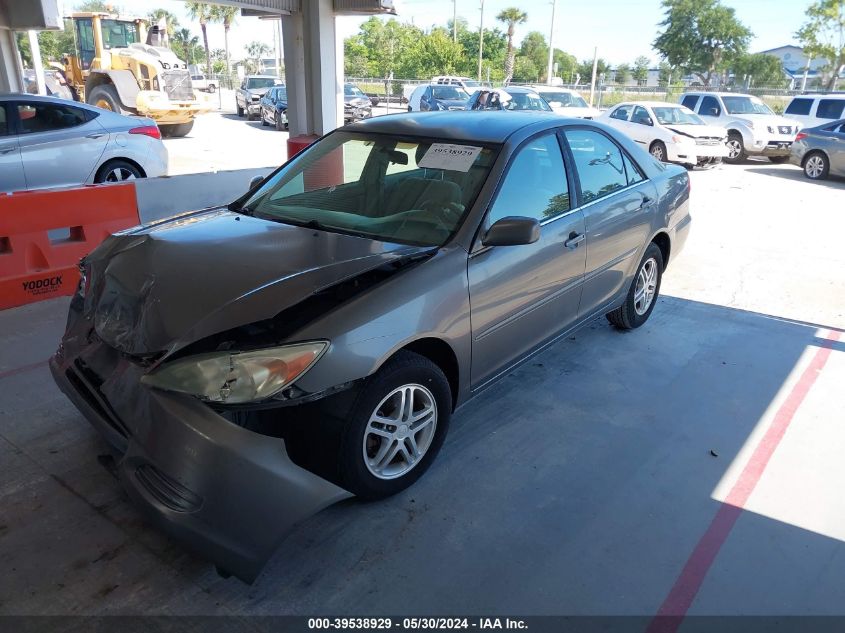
[259, 85, 288, 130]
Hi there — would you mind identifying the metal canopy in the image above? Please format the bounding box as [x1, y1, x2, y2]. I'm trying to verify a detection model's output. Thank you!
[203, 0, 395, 15]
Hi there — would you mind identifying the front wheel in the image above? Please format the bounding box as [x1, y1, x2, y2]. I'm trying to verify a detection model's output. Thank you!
[236, 103, 244, 117]
[650, 141, 667, 162]
[275, 111, 285, 131]
[803, 152, 829, 180]
[725, 132, 746, 163]
[207, 84, 216, 93]
[339, 351, 452, 500]
[261, 110, 269, 126]
[606, 242, 664, 330]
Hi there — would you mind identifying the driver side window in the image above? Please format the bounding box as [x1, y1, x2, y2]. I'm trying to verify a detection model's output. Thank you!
[487, 133, 570, 226]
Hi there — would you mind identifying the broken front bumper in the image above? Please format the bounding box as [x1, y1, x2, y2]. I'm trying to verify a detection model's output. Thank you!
[50, 328, 351, 583]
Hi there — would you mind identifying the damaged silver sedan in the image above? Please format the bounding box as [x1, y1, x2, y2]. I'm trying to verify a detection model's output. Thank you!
[51, 112, 691, 582]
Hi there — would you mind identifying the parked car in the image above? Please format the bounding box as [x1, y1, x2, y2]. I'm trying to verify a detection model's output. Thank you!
[679, 91, 800, 163]
[431, 75, 485, 92]
[259, 85, 288, 130]
[528, 86, 600, 119]
[600, 101, 728, 167]
[190, 74, 217, 93]
[784, 94, 845, 129]
[1, 93, 167, 193]
[51, 111, 690, 582]
[407, 83, 469, 112]
[789, 118, 845, 180]
[466, 87, 552, 112]
[343, 82, 372, 123]
[236, 75, 282, 120]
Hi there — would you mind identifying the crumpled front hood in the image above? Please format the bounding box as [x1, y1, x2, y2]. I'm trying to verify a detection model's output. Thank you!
[666, 123, 727, 138]
[84, 209, 429, 357]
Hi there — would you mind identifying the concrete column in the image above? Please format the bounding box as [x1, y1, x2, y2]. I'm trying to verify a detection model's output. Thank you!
[0, 29, 25, 93]
[282, 0, 341, 138]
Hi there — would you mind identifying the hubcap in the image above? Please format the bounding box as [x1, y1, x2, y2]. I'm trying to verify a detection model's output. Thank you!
[805, 156, 824, 178]
[634, 257, 658, 316]
[727, 139, 741, 159]
[651, 145, 664, 160]
[363, 384, 437, 480]
[104, 167, 136, 182]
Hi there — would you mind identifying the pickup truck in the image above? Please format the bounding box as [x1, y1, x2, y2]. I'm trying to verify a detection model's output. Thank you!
[236, 75, 283, 120]
[190, 74, 217, 93]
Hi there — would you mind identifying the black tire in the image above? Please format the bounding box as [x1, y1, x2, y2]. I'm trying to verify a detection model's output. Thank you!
[275, 111, 285, 131]
[802, 151, 829, 180]
[94, 159, 143, 183]
[207, 84, 216, 93]
[649, 141, 667, 162]
[768, 156, 789, 164]
[236, 103, 244, 117]
[725, 132, 746, 164]
[606, 242, 664, 330]
[159, 120, 194, 138]
[338, 351, 452, 500]
[407, 105, 412, 112]
[87, 83, 132, 115]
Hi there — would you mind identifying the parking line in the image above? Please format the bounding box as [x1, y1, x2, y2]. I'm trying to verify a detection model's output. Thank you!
[647, 329, 842, 633]
[0, 358, 49, 381]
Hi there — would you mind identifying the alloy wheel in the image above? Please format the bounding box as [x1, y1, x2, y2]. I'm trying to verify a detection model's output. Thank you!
[103, 167, 137, 182]
[634, 257, 658, 316]
[651, 145, 665, 161]
[727, 139, 742, 159]
[363, 384, 438, 480]
[805, 155, 825, 179]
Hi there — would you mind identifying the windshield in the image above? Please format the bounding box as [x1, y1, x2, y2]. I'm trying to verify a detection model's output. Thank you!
[722, 96, 774, 115]
[247, 77, 278, 89]
[431, 86, 469, 100]
[538, 92, 588, 108]
[274, 87, 287, 101]
[101, 20, 138, 48]
[504, 92, 552, 112]
[345, 84, 366, 97]
[653, 106, 705, 125]
[239, 131, 498, 247]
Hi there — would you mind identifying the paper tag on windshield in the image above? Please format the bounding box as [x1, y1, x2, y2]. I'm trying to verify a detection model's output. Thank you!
[418, 144, 482, 172]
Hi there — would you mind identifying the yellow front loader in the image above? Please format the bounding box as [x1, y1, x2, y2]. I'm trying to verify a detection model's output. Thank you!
[61, 12, 212, 137]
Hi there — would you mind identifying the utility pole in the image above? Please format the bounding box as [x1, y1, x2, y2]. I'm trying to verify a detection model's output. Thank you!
[478, 0, 484, 82]
[588, 46, 598, 107]
[546, 0, 556, 85]
[453, 0, 457, 43]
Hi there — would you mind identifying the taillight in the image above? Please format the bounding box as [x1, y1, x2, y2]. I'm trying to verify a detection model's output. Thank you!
[795, 132, 807, 141]
[129, 125, 162, 140]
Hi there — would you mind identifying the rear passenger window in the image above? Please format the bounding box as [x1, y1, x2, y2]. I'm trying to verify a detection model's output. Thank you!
[681, 95, 699, 111]
[785, 98, 813, 116]
[0, 104, 8, 136]
[816, 99, 845, 120]
[622, 153, 645, 186]
[610, 105, 631, 121]
[487, 133, 570, 224]
[564, 129, 628, 203]
[17, 102, 88, 134]
[699, 96, 721, 116]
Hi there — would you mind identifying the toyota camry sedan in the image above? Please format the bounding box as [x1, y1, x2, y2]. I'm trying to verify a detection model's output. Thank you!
[51, 112, 691, 582]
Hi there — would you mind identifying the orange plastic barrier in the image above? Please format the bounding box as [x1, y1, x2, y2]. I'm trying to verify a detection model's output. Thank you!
[0, 183, 140, 310]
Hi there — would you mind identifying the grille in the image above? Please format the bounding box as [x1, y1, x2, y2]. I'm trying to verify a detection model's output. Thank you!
[161, 70, 194, 101]
[251, 94, 260, 102]
[695, 138, 722, 146]
[135, 464, 203, 513]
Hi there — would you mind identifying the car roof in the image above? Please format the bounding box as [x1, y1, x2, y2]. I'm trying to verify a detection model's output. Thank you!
[681, 92, 754, 98]
[497, 86, 540, 94]
[613, 101, 689, 108]
[791, 93, 845, 100]
[346, 111, 561, 144]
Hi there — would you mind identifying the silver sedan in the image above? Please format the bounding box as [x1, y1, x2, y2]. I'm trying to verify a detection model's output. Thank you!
[790, 118, 845, 180]
[0, 93, 167, 193]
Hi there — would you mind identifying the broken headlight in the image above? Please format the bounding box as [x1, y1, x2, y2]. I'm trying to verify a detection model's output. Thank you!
[141, 342, 328, 404]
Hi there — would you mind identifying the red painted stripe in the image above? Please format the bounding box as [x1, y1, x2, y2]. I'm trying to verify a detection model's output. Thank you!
[0, 358, 49, 380]
[647, 329, 841, 633]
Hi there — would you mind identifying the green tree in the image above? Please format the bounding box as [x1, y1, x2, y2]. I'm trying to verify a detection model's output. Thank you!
[576, 58, 609, 84]
[211, 4, 239, 79]
[633, 55, 650, 85]
[410, 27, 464, 77]
[732, 53, 787, 87]
[17, 19, 77, 67]
[246, 41, 271, 74]
[512, 56, 540, 83]
[458, 26, 507, 80]
[496, 7, 528, 84]
[519, 31, 549, 81]
[148, 9, 179, 37]
[657, 60, 678, 87]
[553, 49, 577, 81]
[797, 0, 845, 90]
[653, 0, 752, 86]
[185, 2, 214, 76]
[614, 63, 631, 85]
[172, 28, 199, 65]
[75, 1, 113, 11]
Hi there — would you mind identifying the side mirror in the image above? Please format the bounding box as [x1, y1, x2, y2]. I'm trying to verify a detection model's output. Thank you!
[645, 116, 654, 126]
[248, 175, 264, 191]
[482, 216, 540, 247]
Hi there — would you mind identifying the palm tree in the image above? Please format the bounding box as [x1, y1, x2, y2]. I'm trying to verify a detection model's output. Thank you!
[211, 5, 239, 80]
[172, 28, 199, 66]
[185, 2, 214, 76]
[497, 7, 527, 84]
[148, 9, 179, 37]
[246, 41, 271, 74]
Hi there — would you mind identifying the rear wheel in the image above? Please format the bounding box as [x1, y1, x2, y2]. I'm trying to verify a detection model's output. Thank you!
[275, 111, 285, 131]
[606, 242, 664, 330]
[94, 159, 143, 183]
[803, 151, 829, 180]
[207, 84, 216, 93]
[236, 103, 244, 117]
[261, 110, 269, 126]
[159, 121, 194, 138]
[87, 84, 132, 115]
[649, 141, 667, 162]
[725, 132, 746, 163]
[768, 156, 789, 164]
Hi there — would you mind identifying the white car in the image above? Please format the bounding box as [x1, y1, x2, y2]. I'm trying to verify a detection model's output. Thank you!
[599, 101, 728, 167]
[190, 74, 217, 93]
[784, 94, 845, 129]
[529, 86, 600, 119]
[1, 93, 168, 193]
[680, 92, 800, 163]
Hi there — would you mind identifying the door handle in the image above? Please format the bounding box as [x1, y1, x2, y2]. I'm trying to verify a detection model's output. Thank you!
[639, 195, 653, 209]
[564, 232, 585, 249]
[86, 132, 106, 139]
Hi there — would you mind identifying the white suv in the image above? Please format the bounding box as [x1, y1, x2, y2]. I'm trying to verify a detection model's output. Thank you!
[784, 94, 845, 129]
[679, 92, 800, 163]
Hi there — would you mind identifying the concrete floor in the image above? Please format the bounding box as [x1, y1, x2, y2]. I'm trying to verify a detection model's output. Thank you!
[1, 162, 844, 617]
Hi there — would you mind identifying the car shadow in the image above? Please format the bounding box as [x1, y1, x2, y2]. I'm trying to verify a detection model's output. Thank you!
[220, 111, 287, 132]
[743, 165, 845, 188]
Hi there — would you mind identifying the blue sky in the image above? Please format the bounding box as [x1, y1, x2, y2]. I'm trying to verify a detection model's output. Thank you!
[78, 0, 809, 67]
